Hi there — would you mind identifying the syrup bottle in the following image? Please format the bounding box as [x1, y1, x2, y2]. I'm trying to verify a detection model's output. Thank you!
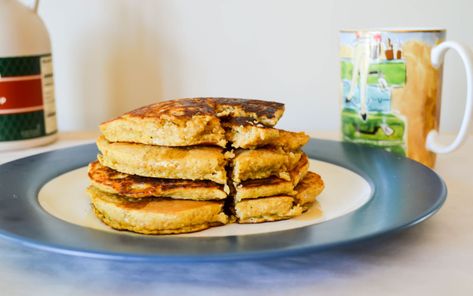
[0, 0, 57, 150]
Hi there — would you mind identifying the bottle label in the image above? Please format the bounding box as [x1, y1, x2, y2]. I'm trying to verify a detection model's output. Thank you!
[0, 54, 57, 141]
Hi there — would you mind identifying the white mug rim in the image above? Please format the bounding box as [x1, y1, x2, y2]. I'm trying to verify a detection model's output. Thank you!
[340, 27, 445, 33]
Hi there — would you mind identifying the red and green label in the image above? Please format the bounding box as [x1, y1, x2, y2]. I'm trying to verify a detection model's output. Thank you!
[0, 54, 57, 141]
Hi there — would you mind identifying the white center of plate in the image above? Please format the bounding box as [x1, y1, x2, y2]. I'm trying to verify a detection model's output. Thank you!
[38, 159, 372, 237]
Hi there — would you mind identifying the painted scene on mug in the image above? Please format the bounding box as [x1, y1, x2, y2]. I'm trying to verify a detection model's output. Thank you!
[340, 29, 446, 167]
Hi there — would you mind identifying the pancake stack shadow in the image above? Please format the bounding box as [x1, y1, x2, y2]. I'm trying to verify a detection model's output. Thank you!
[86, 98, 324, 235]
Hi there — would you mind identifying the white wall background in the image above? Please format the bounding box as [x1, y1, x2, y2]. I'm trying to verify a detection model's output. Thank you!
[28, 0, 473, 134]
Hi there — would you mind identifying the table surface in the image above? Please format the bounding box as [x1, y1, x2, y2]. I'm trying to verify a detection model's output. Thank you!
[0, 132, 472, 296]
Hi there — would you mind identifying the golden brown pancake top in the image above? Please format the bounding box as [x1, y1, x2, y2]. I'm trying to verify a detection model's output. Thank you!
[214, 98, 284, 124]
[127, 98, 215, 120]
[102, 98, 284, 127]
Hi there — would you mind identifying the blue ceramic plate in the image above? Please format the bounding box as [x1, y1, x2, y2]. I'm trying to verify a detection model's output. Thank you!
[0, 139, 446, 262]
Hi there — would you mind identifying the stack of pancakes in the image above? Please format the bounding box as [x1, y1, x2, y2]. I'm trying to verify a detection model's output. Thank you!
[87, 98, 324, 234]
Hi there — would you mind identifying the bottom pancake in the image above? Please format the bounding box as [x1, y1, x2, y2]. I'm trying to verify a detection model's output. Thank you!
[234, 171, 324, 223]
[235, 195, 303, 223]
[87, 186, 229, 235]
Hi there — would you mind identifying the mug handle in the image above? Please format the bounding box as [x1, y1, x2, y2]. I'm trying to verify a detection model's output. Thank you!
[426, 41, 473, 154]
[31, 0, 39, 13]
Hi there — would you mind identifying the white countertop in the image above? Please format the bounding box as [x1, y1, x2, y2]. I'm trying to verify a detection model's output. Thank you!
[0, 132, 472, 296]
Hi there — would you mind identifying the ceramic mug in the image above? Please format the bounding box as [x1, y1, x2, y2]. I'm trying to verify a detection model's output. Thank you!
[340, 28, 473, 167]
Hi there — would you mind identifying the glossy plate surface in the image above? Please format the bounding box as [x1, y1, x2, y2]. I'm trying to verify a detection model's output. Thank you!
[0, 139, 447, 261]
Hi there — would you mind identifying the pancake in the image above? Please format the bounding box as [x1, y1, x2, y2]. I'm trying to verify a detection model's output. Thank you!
[234, 171, 324, 223]
[230, 148, 303, 183]
[100, 98, 284, 147]
[293, 171, 325, 212]
[96, 136, 228, 184]
[234, 154, 309, 201]
[223, 117, 309, 150]
[213, 98, 284, 126]
[88, 97, 324, 233]
[88, 161, 228, 200]
[234, 196, 303, 223]
[87, 186, 229, 235]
